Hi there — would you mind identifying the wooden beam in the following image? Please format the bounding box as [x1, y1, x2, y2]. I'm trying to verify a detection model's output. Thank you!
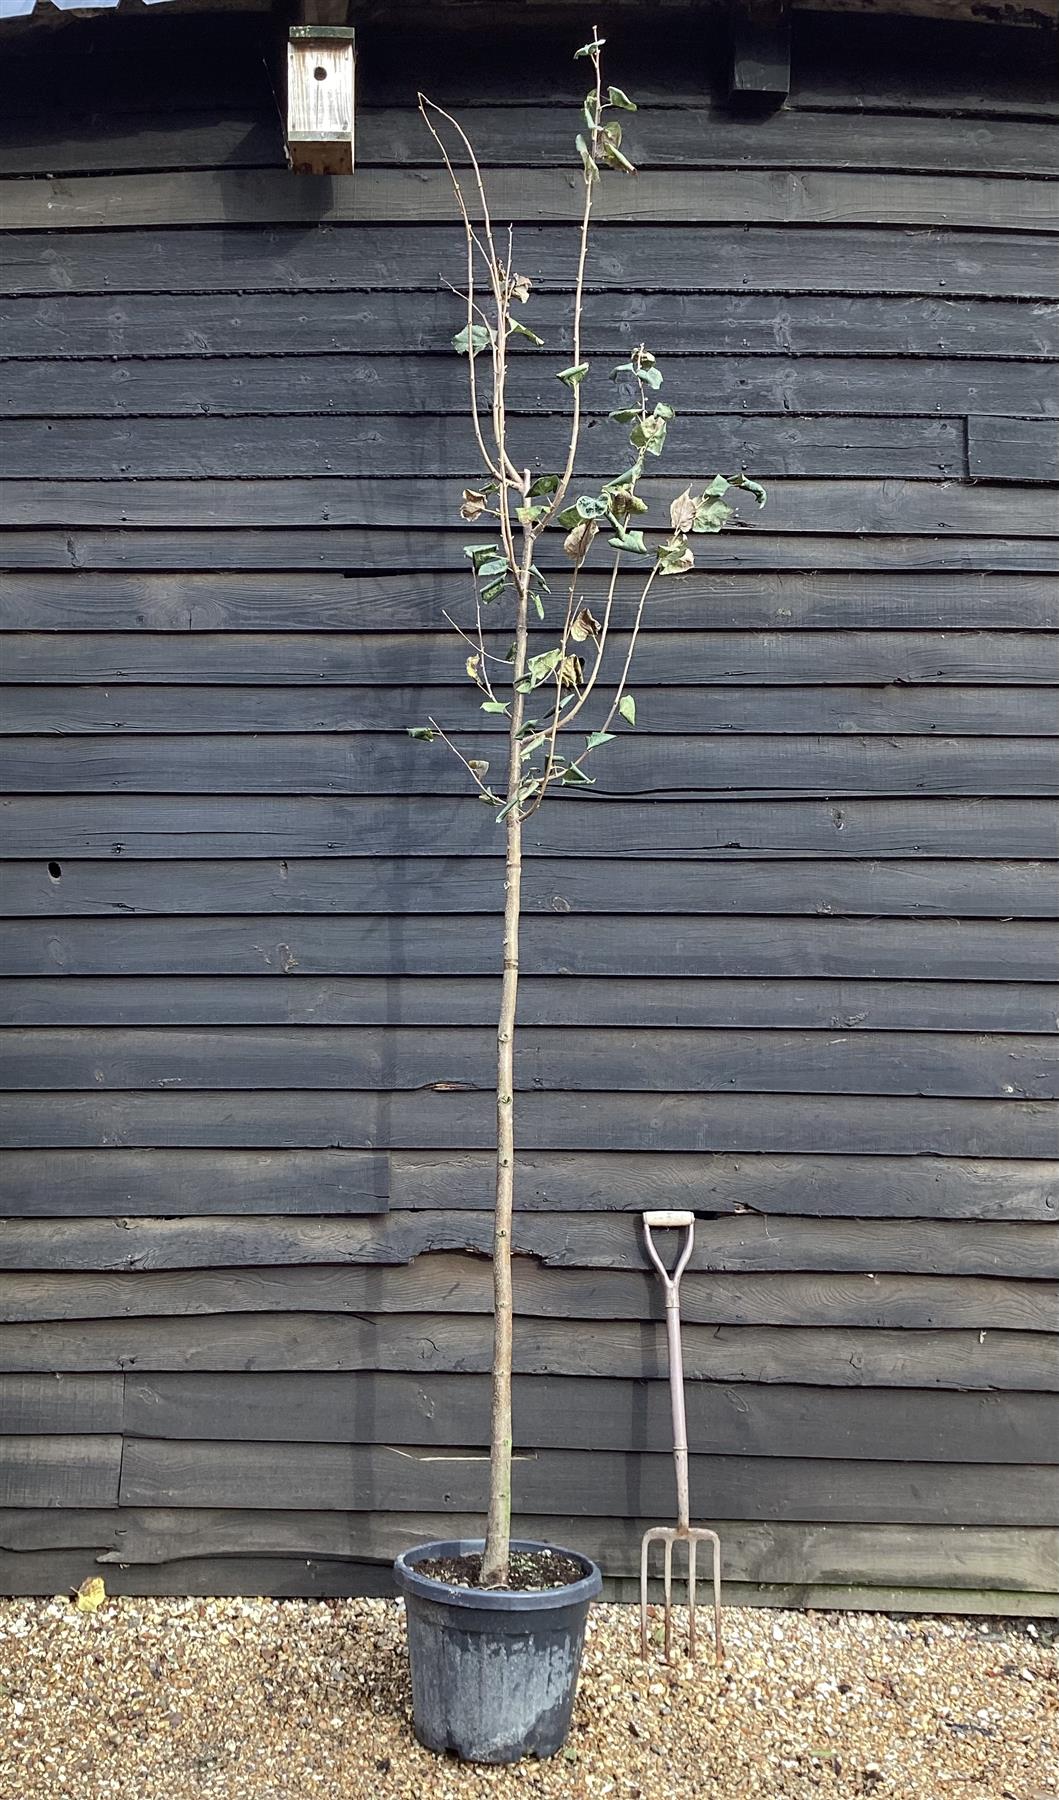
[729, 1, 791, 107]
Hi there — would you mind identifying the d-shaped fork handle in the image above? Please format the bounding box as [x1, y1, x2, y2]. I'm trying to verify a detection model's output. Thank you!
[642, 1210, 695, 1294]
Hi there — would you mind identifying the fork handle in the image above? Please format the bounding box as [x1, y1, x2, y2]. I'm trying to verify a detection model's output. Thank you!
[642, 1210, 694, 1227]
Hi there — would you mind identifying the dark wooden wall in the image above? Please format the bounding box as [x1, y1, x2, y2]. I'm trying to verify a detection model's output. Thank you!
[0, 7, 1056, 1612]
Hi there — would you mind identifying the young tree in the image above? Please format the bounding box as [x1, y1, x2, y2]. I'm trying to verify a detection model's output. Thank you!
[414, 29, 765, 1588]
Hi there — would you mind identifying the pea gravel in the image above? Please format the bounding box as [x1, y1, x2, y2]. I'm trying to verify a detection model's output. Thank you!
[1, 1595, 1055, 1800]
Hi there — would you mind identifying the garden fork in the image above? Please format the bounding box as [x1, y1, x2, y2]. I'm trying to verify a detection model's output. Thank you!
[639, 1210, 723, 1665]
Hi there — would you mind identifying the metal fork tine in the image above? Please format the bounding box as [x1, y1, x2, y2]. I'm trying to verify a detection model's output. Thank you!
[687, 1536, 697, 1660]
[663, 1536, 673, 1663]
[711, 1531, 723, 1665]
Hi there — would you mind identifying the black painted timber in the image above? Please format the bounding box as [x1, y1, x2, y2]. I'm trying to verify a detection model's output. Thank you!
[0, 7, 1055, 1607]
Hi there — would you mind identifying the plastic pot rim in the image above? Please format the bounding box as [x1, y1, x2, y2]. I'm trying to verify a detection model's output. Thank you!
[393, 1537, 603, 1613]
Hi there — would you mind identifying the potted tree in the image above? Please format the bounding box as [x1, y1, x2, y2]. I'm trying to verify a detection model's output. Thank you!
[392, 29, 764, 1764]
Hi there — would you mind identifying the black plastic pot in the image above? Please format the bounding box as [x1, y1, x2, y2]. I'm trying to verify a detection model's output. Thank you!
[393, 1538, 603, 1764]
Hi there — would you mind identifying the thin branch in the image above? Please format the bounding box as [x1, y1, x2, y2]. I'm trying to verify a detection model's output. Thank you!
[566, 561, 660, 778]
[425, 717, 497, 800]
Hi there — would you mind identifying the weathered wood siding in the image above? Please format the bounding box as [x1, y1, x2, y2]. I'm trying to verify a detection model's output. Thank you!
[0, 9, 1056, 1610]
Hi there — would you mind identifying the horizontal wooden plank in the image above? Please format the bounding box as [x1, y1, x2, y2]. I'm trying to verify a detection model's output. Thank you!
[0, 110, 284, 179]
[5, 857, 1054, 921]
[6, 168, 1056, 234]
[118, 1372, 1059, 1463]
[2, 1149, 1052, 1222]
[5, 1260, 1049, 1331]
[1, 1547, 1051, 1609]
[387, 1152, 1059, 1219]
[7, 686, 1057, 741]
[969, 415, 1059, 484]
[116, 1439, 1058, 1526]
[0, 1313, 1052, 1387]
[3, 915, 1053, 982]
[4, 1027, 1054, 1101]
[6, 795, 1056, 861]
[351, 107, 1059, 178]
[5, 532, 1050, 574]
[0, 1435, 121, 1508]
[0, 1149, 388, 1217]
[4, 1509, 1054, 1597]
[0, 1548, 373, 1599]
[4, 569, 1055, 632]
[0, 1373, 122, 1434]
[8, 1212, 1052, 1280]
[9, 105, 1054, 181]
[8, 480, 1058, 538]
[7, 630, 1052, 686]
[5, 227, 1052, 302]
[3, 293, 1054, 361]
[6, 732, 1054, 799]
[0, 421, 968, 482]
[2, 1091, 1052, 1156]
[5, 978, 1056, 1036]
[4, 356, 1052, 424]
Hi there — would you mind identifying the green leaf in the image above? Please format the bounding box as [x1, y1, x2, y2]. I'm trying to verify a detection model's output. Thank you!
[630, 412, 668, 458]
[704, 475, 730, 499]
[607, 484, 648, 522]
[608, 407, 639, 424]
[407, 727, 437, 741]
[561, 764, 595, 786]
[475, 558, 508, 582]
[618, 693, 636, 727]
[496, 777, 541, 823]
[585, 730, 615, 750]
[574, 38, 604, 57]
[639, 363, 664, 389]
[556, 362, 590, 388]
[531, 592, 546, 620]
[481, 700, 509, 714]
[610, 362, 636, 382]
[516, 503, 546, 526]
[479, 575, 507, 603]
[528, 474, 560, 497]
[608, 525, 649, 556]
[583, 97, 597, 133]
[657, 536, 694, 576]
[575, 134, 599, 181]
[575, 494, 609, 520]
[464, 542, 502, 571]
[731, 472, 768, 507]
[602, 455, 645, 494]
[601, 140, 636, 175]
[515, 646, 563, 692]
[607, 85, 637, 110]
[509, 319, 545, 347]
[452, 323, 492, 357]
[692, 498, 733, 535]
[556, 504, 582, 529]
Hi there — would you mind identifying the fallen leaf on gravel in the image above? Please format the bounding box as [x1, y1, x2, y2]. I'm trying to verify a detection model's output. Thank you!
[73, 1579, 106, 1614]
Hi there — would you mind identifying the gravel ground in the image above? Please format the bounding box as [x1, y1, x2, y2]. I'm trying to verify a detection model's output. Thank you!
[1, 1594, 1055, 1800]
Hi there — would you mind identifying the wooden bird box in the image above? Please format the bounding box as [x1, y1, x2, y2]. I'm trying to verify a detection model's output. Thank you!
[287, 26, 356, 175]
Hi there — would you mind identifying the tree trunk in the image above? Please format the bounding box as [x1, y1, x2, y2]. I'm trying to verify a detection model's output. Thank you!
[479, 803, 522, 1588]
[480, 543, 532, 1591]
